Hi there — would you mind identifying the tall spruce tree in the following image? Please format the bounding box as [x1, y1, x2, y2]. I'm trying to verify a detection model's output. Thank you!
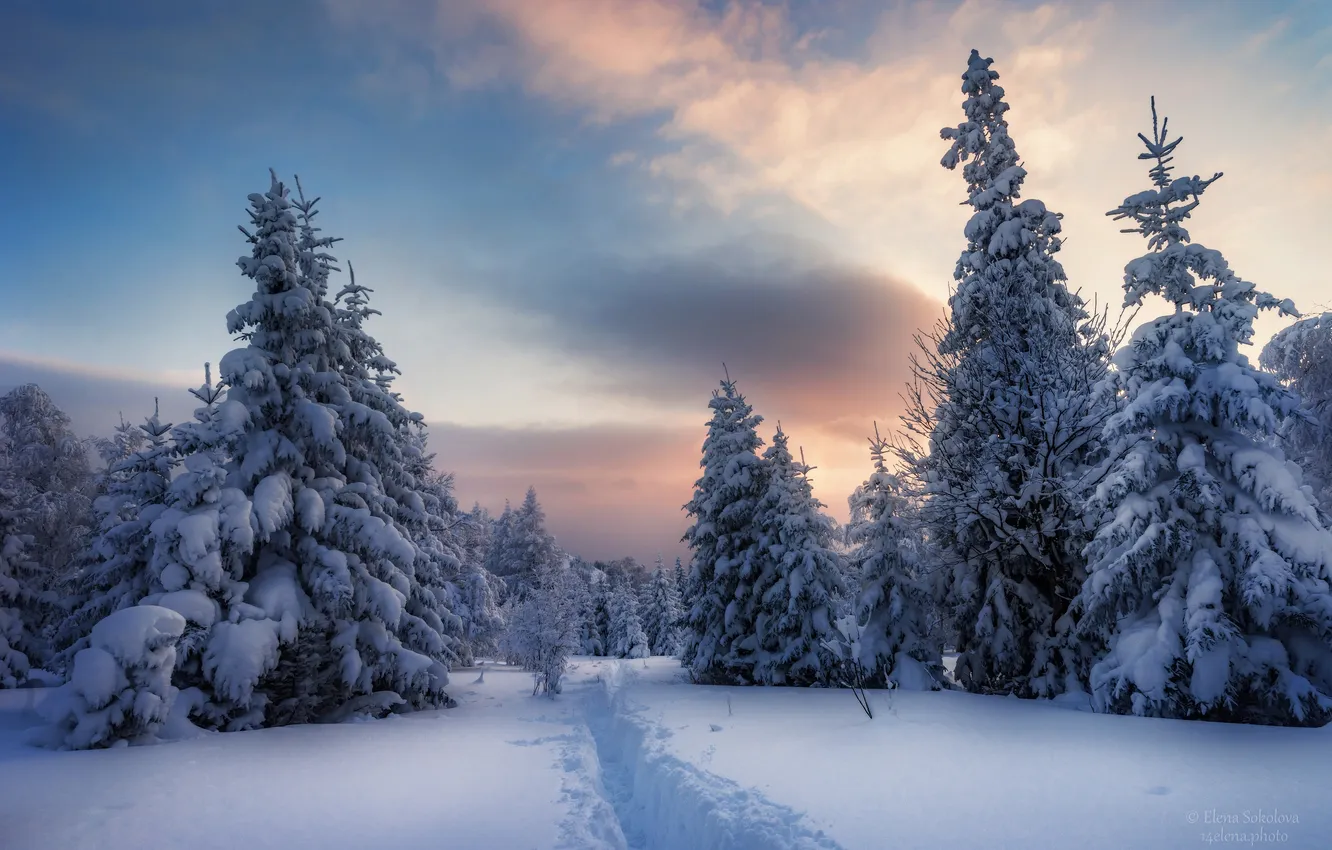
[905, 49, 1109, 697]
[680, 375, 767, 684]
[846, 426, 942, 690]
[54, 401, 177, 669]
[749, 427, 845, 685]
[1076, 101, 1332, 726]
[137, 173, 457, 730]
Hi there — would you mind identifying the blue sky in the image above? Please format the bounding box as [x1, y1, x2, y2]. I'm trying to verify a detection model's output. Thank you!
[3, 0, 1330, 561]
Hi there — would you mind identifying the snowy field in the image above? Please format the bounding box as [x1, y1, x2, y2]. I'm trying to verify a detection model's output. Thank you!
[3, 657, 1331, 850]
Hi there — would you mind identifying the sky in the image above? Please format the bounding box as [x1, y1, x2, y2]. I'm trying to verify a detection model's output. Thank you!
[2, 0, 1330, 564]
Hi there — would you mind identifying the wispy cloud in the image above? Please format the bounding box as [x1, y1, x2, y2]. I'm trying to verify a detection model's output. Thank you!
[329, 0, 1332, 325]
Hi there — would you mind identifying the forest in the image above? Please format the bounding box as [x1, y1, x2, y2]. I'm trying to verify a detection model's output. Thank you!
[3, 48, 1332, 763]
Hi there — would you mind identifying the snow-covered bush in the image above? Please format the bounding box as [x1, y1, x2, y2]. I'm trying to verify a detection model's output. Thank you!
[505, 563, 581, 696]
[1077, 100, 1332, 726]
[37, 605, 186, 749]
[821, 616, 880, 719]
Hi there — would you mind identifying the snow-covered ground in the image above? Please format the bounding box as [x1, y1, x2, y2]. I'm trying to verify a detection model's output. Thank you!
[3, 657, 1330, 850]
[0, 664, 577, 850]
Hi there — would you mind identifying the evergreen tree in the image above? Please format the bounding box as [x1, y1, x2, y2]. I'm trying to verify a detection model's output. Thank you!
[54, 401, 177, 669]
[460, 503, 493, 576]
[904, 50, 1110, 698]
[581, 569, 610, 656]
[484, 501, 515, 598]
[452, 556, 504, 665]
[640, 556, 683, 656]
[498, 488, 560, 601]
[140, 364, 258, 728]
[0, 480, 35, 687]
[607, 574, 649, 659]
[90, 413, 148, 496]
[846, 426, 942, 690]
[1261, 314, 1332, 512]
[749, 427, 845, 685]
[0, 383, 98, 645]
[680, 375, 767, 684]
[138, 173, 456, 730]
[392, 423, 470, 669]
[1076, 101, 1332, 725]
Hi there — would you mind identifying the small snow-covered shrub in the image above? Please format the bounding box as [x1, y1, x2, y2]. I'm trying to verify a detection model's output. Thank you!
[822, 616, 876, 719]
[37, 605, 186, 749]
[505, 564, 580, 697]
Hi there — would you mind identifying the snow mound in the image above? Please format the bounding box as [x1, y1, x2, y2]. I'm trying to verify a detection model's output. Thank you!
[35, 605, 186, 750]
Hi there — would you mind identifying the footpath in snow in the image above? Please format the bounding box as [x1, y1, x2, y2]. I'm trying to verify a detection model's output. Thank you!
[3, 657, 1332, 849]
[586, 658, 1332, 850]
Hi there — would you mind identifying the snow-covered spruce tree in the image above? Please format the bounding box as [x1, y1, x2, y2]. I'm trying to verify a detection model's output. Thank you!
[680, 376, 768, 684]
[0, 384, 98, 645]
[579, 568, 610, 656]
[640, 556, 683, 656]
[483, 501, 515, 599]
[500, 488, 561, 601]
[1261, 315, 1332, 513]
[1075, 100, 1332, 726]
[150, 173, 457, 729]
[302, 196, 465, 693]
[446, 502, 505, 663]
[460, 503, 493, 572]
[846, 426, 943, 690]
[669, 558, 689, 654]
[748, 426, 845, 686]
[90, 413, 148, 495]
[54, 402, 177, 669]
[451, 560, 504, 665]
[903, 49, 1110, 698]
[140, 365, 256, 728]
[607, 574, 650, 659]
[0, 480, 36, 687]
[37, 605, 186, 749]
